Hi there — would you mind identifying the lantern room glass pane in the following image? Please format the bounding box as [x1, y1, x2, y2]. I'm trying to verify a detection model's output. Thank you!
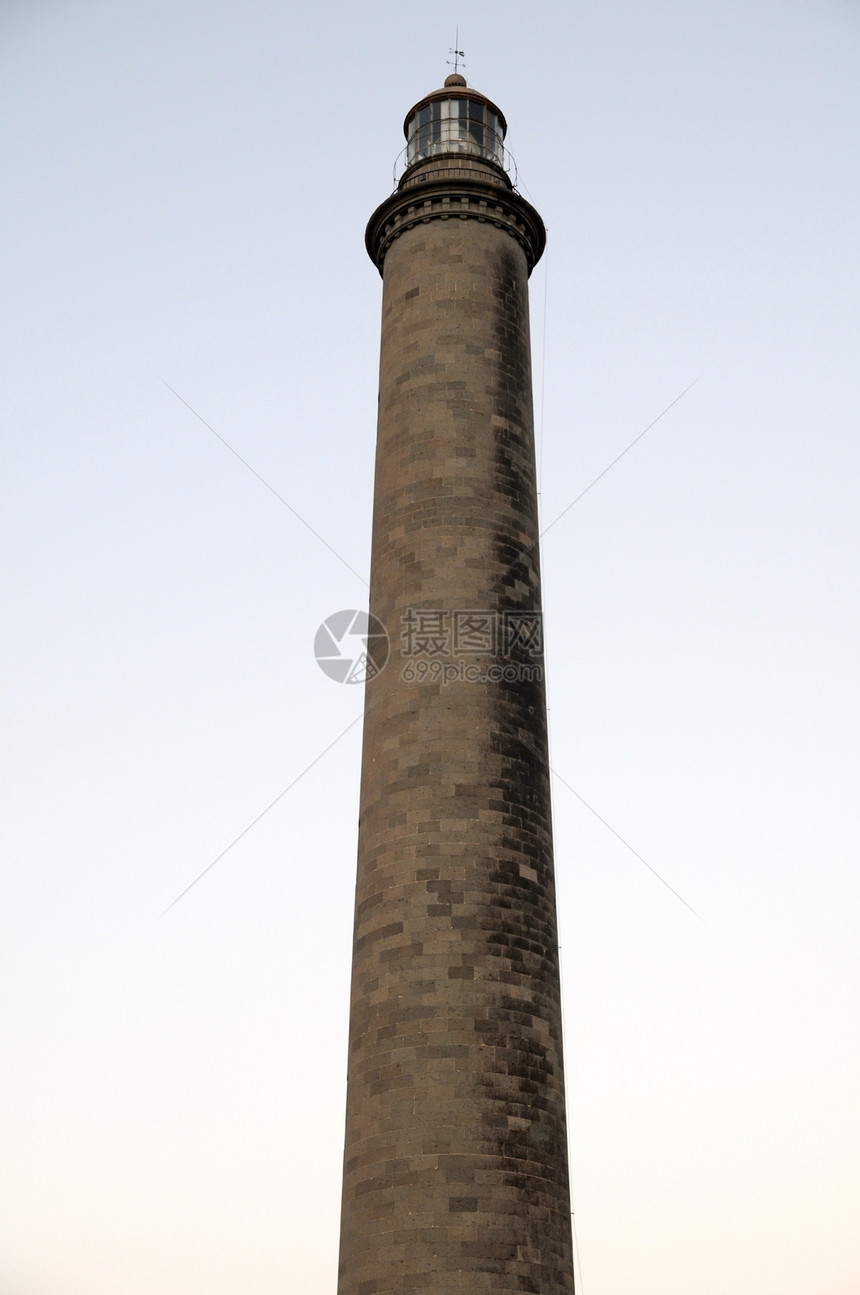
[406, 98, 505, 166]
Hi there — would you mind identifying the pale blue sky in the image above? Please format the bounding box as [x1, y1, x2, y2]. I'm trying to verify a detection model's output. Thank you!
[2, 2, 859, 1292]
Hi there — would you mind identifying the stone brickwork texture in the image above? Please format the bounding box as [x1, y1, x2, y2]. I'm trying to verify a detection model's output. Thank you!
[337, 153, 574, 1294]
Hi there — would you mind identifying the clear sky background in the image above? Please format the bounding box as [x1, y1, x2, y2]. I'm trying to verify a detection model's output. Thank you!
[2, 1, 858, 1292]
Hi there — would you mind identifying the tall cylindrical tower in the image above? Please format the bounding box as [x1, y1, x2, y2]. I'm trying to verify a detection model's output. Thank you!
[337, 75, 574, 1294]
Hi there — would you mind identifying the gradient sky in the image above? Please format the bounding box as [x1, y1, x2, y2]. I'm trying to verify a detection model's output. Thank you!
[2, 2, 859, 1292]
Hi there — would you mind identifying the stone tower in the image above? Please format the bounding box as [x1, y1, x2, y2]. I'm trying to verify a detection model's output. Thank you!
[337, 74, 575, 1294]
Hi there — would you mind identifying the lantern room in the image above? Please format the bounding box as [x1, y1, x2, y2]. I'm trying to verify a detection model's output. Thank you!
[403, 73, 507, 170]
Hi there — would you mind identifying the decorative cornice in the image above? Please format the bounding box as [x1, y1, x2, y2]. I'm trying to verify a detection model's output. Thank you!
[366, 176, 546, 278]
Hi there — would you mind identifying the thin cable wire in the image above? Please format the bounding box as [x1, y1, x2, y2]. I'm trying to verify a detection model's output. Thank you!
[537, 247, 549, 495]
[161, 378, 368, 587]
[546, 668, 584, 1291]
[571, 1208, 584, 1295]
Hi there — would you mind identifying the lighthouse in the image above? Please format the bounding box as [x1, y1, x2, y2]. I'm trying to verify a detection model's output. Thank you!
[337, 73, 575, 1293]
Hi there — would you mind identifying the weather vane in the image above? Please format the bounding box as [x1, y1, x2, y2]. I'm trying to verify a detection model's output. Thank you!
[447, 28, 465, 76]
